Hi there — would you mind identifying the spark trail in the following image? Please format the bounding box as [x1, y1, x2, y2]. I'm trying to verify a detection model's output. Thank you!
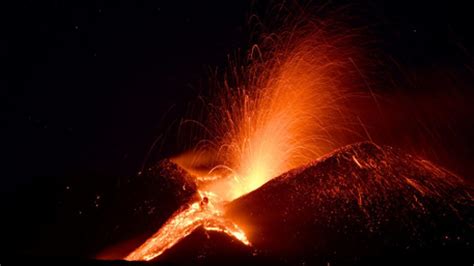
[126, 11, 365, 261]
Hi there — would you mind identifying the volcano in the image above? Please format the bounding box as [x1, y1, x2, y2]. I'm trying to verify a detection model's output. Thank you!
[106, 142, 473, 264]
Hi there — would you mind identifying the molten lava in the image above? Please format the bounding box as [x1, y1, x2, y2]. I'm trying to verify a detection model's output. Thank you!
[125, 193, 249, 261]
[126, 15, 366, 261]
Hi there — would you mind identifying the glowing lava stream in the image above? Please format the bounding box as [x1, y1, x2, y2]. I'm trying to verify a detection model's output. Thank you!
[125, 191, 250, 261]
[126, 17, 362, 261]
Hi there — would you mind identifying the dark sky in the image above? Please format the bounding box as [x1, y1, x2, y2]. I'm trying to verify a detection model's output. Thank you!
[2, 0, 251, 189]
[1, 0, 473, 259]
[3, 0, 473, 189]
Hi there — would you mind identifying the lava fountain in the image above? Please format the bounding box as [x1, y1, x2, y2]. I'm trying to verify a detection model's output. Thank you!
[125, 16, 366, 261]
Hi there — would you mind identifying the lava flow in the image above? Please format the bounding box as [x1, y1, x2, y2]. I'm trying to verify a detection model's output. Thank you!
[125, 191, 249, 261]
[126, 16, 365, 261]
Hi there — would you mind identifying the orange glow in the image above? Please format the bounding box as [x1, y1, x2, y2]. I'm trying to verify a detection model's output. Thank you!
[126, 18, 362, 261]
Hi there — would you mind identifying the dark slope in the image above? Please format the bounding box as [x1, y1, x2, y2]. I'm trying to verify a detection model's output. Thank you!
[222, 142, 473, 262]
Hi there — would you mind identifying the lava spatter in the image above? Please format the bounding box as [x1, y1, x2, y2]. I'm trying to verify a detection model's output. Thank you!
[125, 15, 364, 261]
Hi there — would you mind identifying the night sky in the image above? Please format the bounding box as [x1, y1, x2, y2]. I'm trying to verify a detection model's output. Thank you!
[2, 0, 473, 260]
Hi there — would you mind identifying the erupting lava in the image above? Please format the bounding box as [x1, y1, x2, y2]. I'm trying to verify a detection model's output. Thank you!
[126, 15, 365, 261]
